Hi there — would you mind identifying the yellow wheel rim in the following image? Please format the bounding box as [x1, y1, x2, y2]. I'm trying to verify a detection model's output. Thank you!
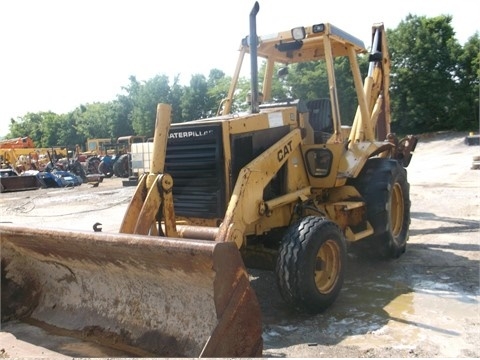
[314, 239, 341, 293]
[391, 182, 404, 237]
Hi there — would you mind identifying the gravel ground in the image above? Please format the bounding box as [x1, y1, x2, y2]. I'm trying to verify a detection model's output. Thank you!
[1, 131, 479, 358]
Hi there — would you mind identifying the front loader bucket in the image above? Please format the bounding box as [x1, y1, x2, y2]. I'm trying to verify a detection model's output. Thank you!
[0, 175, 40, 193]
[0, 224, 263, 357]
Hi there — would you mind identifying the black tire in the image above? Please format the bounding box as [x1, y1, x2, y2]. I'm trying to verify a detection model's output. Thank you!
[113, 154, 129, 178]
[98, 160, 106, 175]
[275, 216, 346, 313]
[71, 161, 87, 181]
[98, 161, 113, 178]
[348, 158, 410, 259]
[86, 156, 101, 174]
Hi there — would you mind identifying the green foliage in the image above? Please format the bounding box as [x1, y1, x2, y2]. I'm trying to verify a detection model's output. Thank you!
[180, 74, 209, 121]
[131, 74, 172, 136]
[74, 102, 114, 139]
[388, 14, 474, 133]
[206, 69, 230, 116]
[9, 112, 61, 147]
[286, 55, 367, 125]
[39, 112, 66, 147]
[455, 33, 480, 131]
[56, 112, 83, 148]
[288, 62, 329, 100]
[114, 76, 138, 136]
[168, 75, 185, 123]
[9, 113, 42, 145]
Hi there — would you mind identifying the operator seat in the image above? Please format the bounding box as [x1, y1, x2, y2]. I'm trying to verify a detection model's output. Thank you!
[307, 98, 333, 143]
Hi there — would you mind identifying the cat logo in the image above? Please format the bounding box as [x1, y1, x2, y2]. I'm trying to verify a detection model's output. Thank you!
[277, 140, 293, 162]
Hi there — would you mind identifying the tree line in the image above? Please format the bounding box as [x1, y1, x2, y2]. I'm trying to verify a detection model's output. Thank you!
[6, 14, 479, 148]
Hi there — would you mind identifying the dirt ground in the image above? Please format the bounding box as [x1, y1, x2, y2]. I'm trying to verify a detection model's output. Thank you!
[0, 131, 479, 358]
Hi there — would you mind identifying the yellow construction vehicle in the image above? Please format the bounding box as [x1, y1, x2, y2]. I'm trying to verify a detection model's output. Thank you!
[85, 137, 113, 155]
[1, 2, 417, 357]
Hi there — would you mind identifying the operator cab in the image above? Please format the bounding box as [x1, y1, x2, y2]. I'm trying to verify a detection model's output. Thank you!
[306, 98, 333, 144]
[222, 20, 368, 147]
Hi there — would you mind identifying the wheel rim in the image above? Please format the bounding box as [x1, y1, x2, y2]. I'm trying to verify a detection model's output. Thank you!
[391, 182, 404, 237]
[315, 239, 341, 293]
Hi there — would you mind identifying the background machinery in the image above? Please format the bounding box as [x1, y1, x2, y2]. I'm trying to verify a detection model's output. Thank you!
[1, 2, 417, 357]
[0, 136, 36, 149]
[84, 135, 145, 178]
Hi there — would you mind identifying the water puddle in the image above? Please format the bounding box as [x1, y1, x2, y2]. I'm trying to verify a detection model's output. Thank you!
[255, 255, 479, 357]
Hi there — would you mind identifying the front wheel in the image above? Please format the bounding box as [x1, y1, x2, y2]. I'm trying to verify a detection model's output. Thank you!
[276, 216, 346, 313]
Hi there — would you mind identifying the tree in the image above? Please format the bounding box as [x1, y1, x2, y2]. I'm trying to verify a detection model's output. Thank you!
[180, 74, 209, 121]
[7, 112, 66, 147]
[388, 15, 463, 133]
[168, 74, 185, 123]
[131, 74, 172, 136]
[456, 33, 480, 131]
[258, 61, 290, 101]
[110, 98, 135, 138]
[56, 112, 84, 148]
[285, 55, 367, 125]
[74, 102, 114, 139]
[8, 113, 43, 145]
[39, 112, 66, 147]
[7, 116, 32, 140]
[206, 69, 230, 116]
[113, 75, 139, 137]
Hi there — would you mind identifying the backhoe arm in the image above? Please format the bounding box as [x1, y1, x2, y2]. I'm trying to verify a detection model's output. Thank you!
[349, 23, 391, 144]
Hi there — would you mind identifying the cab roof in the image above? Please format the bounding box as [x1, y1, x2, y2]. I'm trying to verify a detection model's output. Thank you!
[241, 23, 367, 64]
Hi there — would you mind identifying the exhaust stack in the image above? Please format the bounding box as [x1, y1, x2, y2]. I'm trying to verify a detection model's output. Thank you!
[249, 1, 260, 114]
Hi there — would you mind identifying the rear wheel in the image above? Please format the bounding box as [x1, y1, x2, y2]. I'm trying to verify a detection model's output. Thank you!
[98, 161, 113, 178]
[275, 216, 346, 313]
[86, 156, 100, 174]
[348, 158, 410, 259]
[70, 161, 87, 180]
[113, 154, 129, 178]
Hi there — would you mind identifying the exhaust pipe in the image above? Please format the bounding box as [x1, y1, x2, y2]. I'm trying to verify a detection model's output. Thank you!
[249, 1, 260, 114]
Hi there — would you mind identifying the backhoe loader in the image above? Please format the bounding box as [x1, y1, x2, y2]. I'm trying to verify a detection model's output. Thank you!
[1, 2, 417, 357]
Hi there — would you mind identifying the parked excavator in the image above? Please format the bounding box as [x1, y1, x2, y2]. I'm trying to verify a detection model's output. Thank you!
[1, 2, 417, 357]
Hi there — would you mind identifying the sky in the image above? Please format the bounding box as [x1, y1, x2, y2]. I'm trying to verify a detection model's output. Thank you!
[0, 0, 478, 137]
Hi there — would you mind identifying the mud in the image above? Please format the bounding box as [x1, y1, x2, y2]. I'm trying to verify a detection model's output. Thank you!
[0, 131, 479, 358]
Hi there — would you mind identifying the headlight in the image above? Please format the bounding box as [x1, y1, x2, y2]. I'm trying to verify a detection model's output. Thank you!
[291, 27, 306, 41]
[312, 23, 325, 33]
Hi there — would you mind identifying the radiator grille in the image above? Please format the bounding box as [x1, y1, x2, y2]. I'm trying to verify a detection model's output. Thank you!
[165, 124, 225, 218]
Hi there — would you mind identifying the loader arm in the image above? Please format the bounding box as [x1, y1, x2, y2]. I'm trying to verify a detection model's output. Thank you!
[119, 172, 177, 236]
[119, 104, 178, 237]
[216, 128, 305, 248]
